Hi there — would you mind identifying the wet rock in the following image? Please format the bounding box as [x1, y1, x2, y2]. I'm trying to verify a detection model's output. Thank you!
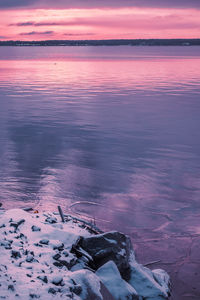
[79, 231, 133, 277]
[96, 261, 139, 300]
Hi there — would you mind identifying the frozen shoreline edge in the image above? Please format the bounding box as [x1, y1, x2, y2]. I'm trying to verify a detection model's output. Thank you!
[0, 209, 171, 299]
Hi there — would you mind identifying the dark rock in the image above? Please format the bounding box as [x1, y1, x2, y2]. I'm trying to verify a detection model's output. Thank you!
[11, 250, 21, 259]
[45, 217, 57, 224]
[0, 240, 12, 249]
[52, 276, 63, 286]
[10, 219, 25, 231]
[34, 243, 43, 247]
[37, 275, 48, 283]
[48, 288, 56, 294]
[79, 231, 133, 278]
[29, 294, 40, 298]
[31, 226, 41, 232]
[39, 239, 49, 245]
[26, 255, 34, 263]
[58, 260, 70, 268]
[23, 208, 33, 212]
[53, 243, 64, 251]
[53, 261, 63, 268]
[73, 284, 82, 295]
[60, 257, 77, 269]
[52, 253, 61, 260]
[20, 233, 26, 239]
[8, 284, 15, 291]
[10, 222, 18, 228]
[62, 250, 69, 257]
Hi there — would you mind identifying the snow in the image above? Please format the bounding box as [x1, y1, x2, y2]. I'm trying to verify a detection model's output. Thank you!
[96, 261, 138, 300]
[128, 261, 170, 299]
[0, 209, 92, 299]
[0, 209, 170, 299]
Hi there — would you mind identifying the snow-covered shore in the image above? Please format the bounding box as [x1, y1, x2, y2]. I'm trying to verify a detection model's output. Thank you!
[0, 209, 170, 299]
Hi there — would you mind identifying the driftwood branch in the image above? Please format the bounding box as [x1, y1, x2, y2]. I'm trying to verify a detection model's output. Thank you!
[57, 206, 65, 223]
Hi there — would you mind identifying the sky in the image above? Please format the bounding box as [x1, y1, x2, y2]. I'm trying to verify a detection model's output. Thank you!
[0, 0, 200, 40]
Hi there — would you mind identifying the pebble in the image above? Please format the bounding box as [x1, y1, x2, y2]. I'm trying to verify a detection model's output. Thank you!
[26, 255, 34, 263]
[52, 253, 61, 260]
[48, 287, 56, 294]
[37, 275, 48, 283]
[8, 284, 15, 292]
[31, 226, 41, 232]
[73, 284, 82, 295]
[45, 217, 57, 224]
[39, 239, 49, 245]
[11, 250, 21, 259]
[51, 241, 64, 251]
[62, 250, 69, 257]
[52, 276, 63, 286]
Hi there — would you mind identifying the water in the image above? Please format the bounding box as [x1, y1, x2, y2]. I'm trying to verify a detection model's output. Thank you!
[0, 46, 200, 299]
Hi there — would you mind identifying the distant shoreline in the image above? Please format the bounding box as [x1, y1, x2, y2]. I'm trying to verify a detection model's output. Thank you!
[0, 38, 200, 47]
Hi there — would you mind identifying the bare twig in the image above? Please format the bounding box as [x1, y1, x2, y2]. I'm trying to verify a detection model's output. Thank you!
[144, 260, 161, 267]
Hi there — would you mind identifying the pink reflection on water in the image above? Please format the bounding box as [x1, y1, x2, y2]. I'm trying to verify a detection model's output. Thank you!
[0, 48, 200, 97]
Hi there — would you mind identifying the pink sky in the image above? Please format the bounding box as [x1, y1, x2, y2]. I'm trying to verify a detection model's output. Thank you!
[0, 3, 200, 40]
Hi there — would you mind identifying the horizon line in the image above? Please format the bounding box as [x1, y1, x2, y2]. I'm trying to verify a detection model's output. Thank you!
[1, 38, 200, 42]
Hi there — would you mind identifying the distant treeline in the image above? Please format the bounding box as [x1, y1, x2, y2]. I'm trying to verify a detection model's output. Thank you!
[0, 39, 200, 46]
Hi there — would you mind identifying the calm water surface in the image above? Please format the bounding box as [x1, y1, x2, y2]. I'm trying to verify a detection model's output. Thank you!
[0, 46, 200, 298]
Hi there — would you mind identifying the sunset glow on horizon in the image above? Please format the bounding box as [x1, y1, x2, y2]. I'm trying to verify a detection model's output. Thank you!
[0, 0, 200, 41]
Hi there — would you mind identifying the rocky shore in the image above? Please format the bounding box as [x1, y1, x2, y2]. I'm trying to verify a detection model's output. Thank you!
[0, 209, 170, 299]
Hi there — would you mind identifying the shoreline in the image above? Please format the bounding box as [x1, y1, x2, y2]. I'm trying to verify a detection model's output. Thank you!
[0, 39, 200, 47]
[0, 208, 170, 299]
